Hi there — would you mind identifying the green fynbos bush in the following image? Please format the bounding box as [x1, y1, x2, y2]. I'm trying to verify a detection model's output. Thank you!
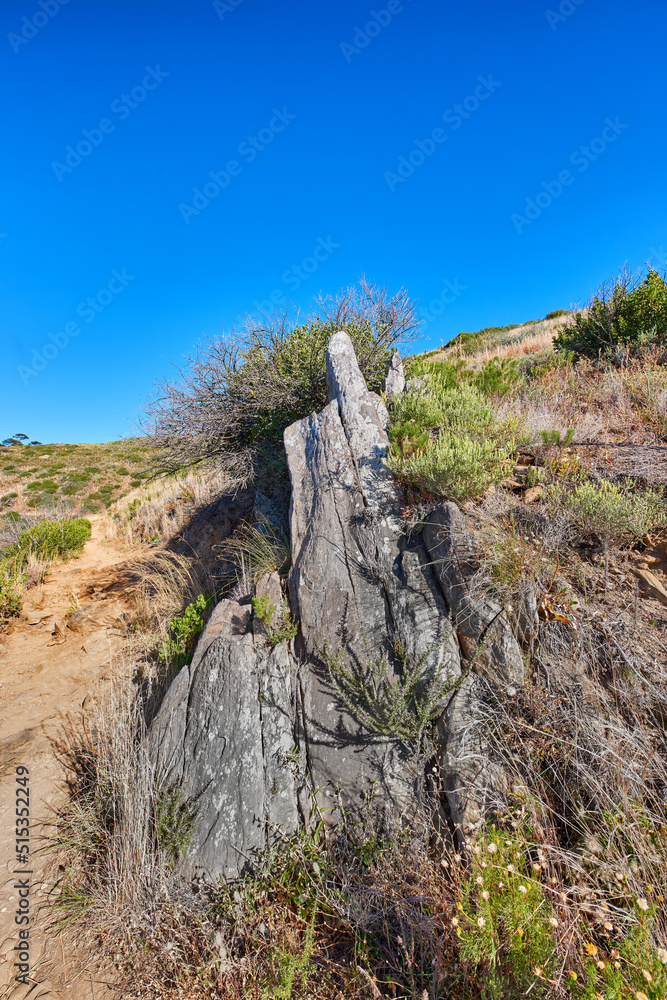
[160, 593, 212, 669]
[252, 594, 299, 646]
[567, 898, 667, 1000]
[154, 787, 197, 869]
[324, 638, 455, 743]
[147, 281, 417, 470]
[0, 567, 24, 619]
[545, 480, 666, 547]
[455, 826, 558, 998]
[388, 382, 518, 502]
[389, 431, 511, 503]
[4, 517, 91, 567]
[555, 268, 667, 358]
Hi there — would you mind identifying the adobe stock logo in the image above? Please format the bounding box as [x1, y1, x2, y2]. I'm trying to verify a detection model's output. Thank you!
[213, 0, 246, 21]
[250, 236, 340, 315]
[418, 278, 467, 326]
[511, 117, 628, 234]
[8, 0, 70, 54]
[384, 76, 501, 192]
[545, 0, 586, 31]
[178, 107, 296, 224]
[340, 1, 413, 62]
[51, 67, 169, 181]
[18, 269, 135, 385]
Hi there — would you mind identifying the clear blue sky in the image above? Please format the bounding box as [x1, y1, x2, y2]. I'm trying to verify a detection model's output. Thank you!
[1, 0, 666, 443]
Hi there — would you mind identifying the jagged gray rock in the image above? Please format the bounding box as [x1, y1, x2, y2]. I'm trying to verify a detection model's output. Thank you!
[436, 675, 509, 840]
[150, 332, 523, 878]
[385, 352, 405, 400]
[286, 331, 460, 825]
[423, 502, 523, 838]
[423, 502, 524, 686]
[149, 589, 306, 882]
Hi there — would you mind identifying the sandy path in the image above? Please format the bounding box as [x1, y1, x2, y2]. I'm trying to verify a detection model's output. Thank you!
[0, 519, 148, 999]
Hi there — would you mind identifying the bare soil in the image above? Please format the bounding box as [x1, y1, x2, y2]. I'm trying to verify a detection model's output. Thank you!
[0, 519, 148, 1000]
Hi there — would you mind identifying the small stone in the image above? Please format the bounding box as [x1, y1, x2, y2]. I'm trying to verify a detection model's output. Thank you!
[634, 568, 667, 604]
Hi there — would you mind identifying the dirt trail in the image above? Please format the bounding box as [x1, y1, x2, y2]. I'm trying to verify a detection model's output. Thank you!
[0, 519, 148, 999]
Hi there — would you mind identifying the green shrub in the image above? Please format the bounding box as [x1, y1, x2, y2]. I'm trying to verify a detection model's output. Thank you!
[449, 323, 522, 355]
[567, 898, 667, 1000]
[324, 637, 456, 743]
[388, 383, 517, 502]
[154, 787, 197, 869]
[146, 280, 417, 470]
[388, 391, 444, 459]
[261, 906, 316, 999]
[545, 479, 666, 548]
[555, 268, 667, 358]
[438, 384, 495, 434]
[474, 357, 525, 397]
[159, 593, 212, 669]
[409, 356, 524, 399]
[252, 594, 299, 646]
[539, 428, 575, 447]
[251, 592, 275, 627]
[545, 308, 569, 320]
[26, 479, 58, 493]
[268, 607, 299, 646]
[454, 825, 558, 998]
[233, 319, 395, 442]
[0, 567, 24, 619]
[408, 356, 471, 388]
[390, 431, 511, 503]
[3, 517, 91, 567]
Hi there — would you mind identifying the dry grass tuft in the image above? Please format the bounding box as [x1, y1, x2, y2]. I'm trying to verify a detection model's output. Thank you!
[110, 466, 251, 546]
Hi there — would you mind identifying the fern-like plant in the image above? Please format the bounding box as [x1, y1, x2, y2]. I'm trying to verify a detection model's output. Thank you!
[323, 638, 455, 743]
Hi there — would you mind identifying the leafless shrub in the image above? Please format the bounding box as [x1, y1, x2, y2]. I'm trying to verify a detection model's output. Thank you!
[143, 279, 419, 474]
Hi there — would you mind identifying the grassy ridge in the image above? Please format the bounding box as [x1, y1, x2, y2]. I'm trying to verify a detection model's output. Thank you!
[0, 438, 155, 516]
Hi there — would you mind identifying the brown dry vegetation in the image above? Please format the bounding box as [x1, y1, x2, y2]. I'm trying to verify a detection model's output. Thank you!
[430, 314, 573, 366]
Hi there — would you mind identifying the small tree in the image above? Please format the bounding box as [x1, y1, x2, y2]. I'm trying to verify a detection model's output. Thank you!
[555, 265, 667, 358]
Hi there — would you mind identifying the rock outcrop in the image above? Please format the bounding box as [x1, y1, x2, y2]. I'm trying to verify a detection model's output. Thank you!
[149, 586, 307, 881]
[286, 332, 460, 826]
[423, 503, 524, 687]
[150, 331, 521, 879]
[384, 351, 406, 400]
